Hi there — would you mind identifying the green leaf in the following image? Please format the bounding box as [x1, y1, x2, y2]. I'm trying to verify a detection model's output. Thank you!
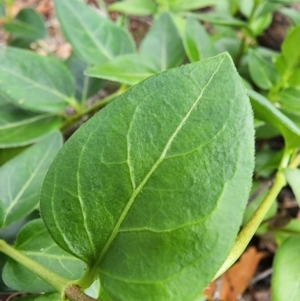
[0, 47, 76, 113]
[248, 49, 279, 90]
[0, 132, 62, 227]
[276, 87, 300, 113]
[284, 168, 300, 205]
[0, 97, 61, 148]
[65, 53, 105, 102]
[168, 0, 218, 12]
[139, 12, 185, 70]
[108, 0, 157, 16]
[183, 15, 217, 62]
[272, 236, 300, 301]
[0, 200, 5, 229]
[282, 24, 300, 69]
[250, 12, 272, 36]
[3, 219, 85, 292]
[0, 147, 27, 166]
[248, 89, 300, 149]
[54, 0, 135, 65]
[41, 53, 254, 301]
[280, 7, 300, 25]
[192, 12, 247, 27]
[4, 8, 46, 41]
[35, 293, 62, 301]
[85, 54, 158, 85]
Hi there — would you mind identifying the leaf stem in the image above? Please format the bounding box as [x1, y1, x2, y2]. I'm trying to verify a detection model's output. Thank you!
[60, 85, 126, 132]
[213, 148, 291, 279]
[65, 285, 99, 301]
[0, 239, 69, 293]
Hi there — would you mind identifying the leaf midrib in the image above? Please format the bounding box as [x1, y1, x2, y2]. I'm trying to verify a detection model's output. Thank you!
[0, 66, 71, 104]
[92, 56, 225, 269]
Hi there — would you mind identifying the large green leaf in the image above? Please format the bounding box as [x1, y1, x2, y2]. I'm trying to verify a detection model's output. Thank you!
[3, 219, 85, 292]
[248, 89, 300, 149]
[41, 53, 254, 301]
[183, 15, 217, 62]
[272, 236, 300, 301]
[0, 98, 61, 148]
[139, 12, 185, 70]
[85, 54, 158, 85]
[54, 0, 135, 65]
[0, 132, 62, 227]
[0, 47, 76, 113]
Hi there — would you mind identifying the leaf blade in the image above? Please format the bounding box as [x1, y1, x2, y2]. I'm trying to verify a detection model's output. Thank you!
[54, 0, 135, 65]
[0, 47, 75, 113]
[41, 53, 254, 301]
[0, 132, 62, 226]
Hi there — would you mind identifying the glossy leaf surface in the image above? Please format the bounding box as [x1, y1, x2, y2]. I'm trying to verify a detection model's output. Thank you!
[0, 98, 61, 148]
[0, 47, 75, 113]
[0, 132, 62, 227]
[41, 54, 254, 301]
[183, 15, 217, 62]
[248, 89, 300, 149]
[139, 12, 185, 70]
[272, 236, 300, 301]
[86, 54, 158, 85]
[54, 0, 134, 65]
[3, 219, 85, 292]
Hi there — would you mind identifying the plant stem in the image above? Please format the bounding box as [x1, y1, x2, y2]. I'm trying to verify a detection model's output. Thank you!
[213, 148, 291, 280]
[0, 240, 69, 293]
[289, 152, 300, 168]
[60, 85, 127, 132]
[65, 285, 99, 301]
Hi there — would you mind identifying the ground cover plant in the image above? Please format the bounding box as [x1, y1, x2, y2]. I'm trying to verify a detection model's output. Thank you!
[0, 0, 300, 300]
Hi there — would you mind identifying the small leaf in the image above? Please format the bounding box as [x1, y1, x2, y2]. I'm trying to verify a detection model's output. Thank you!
[0, 132, 62, 226]
[272, 236, 300, 301]
[276, 87, 300, 113]
[3, 219, 85, 292]
[284, 168, 300, 205]
[4, 8, 46, 41]
[54, 0, 135, 65]
[282, 24, 300, 69]
[183, 15, 217, 62]
[248, 89, 300, 149]
[248, 49, 279, 90]
[169, 0, 218, 12]
[140, 12, 185, 70]
[192, 12, 247, 27]
[108, 0, 157, 16]
[86, 54, 158, 85]
[0, 97, 61, 148]
[250, 13, 272, 36]
[0, 47, 76, 113]
[41, 53, 254, 301]
[65, 53, 105, 102]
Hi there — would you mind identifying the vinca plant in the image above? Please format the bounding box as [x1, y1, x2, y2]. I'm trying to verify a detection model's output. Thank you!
[0, 0, 300, 301]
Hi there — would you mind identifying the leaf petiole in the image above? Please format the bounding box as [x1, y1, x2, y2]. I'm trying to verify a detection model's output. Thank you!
[213, 148, 294, 279]
[0, 239, 69, 294]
